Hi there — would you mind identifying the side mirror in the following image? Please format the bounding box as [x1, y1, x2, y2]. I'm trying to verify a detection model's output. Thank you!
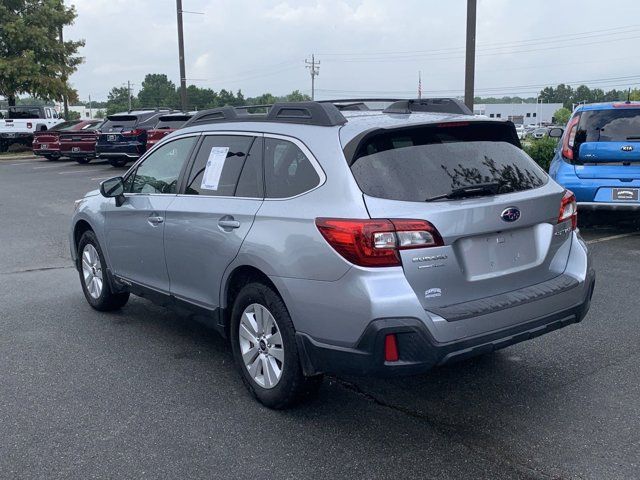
[100, 176, 125, 206]
[548, 127, 564, 138]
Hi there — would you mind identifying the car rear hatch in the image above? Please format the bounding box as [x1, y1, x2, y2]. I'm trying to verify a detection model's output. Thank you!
[573, 107, 640, 179]
[345, 121, 572, 311]
[97, 115, 139, 144]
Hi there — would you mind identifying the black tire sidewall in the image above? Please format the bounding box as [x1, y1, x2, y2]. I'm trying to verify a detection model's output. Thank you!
[76, 157, 90, 164]
[230, 282, 306, 408]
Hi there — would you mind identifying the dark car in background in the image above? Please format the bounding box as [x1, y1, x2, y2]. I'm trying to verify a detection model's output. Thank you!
[32, 120, 101, 160]
[96, 109, 172, 167]
[145, 112, 193, 150]
[59, 120, 104, 164]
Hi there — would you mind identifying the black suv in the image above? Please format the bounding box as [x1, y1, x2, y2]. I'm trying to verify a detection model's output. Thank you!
[96, 109, 172, 167]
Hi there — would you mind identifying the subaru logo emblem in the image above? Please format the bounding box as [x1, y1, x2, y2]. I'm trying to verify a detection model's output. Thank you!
[621, 145, 634, 152]
[501, 207, 521, 222]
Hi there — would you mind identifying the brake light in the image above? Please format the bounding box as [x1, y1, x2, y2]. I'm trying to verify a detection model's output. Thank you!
[27, 122, 32, 129]
[558, 190, 578, 230]
[561, 115, 580, 161]
[315, 218, 444, 267]
[121, 128, 143, 137]
[384, 334, 399, 362]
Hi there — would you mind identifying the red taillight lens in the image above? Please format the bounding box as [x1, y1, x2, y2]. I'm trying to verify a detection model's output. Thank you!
[27, 122, 32, 129]
[558, 190, 578, 230]
[561, 114, 580, 161]
[315, 218, 444, 267]
[384, 334, 399, 362]
[122, 128, 143, 137]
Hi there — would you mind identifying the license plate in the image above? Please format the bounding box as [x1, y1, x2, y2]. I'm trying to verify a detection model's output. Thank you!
[72, 147, 80, 152]
[107, 134, 116, 142]
[612, 188, 639, 201]
[41, 144, 48, 149]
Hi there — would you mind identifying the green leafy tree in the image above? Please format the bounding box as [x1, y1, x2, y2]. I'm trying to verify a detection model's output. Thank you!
[553, 107, 571, 125]
[105, 86, 134, 115]
[186, 85, 218, 110]
[66, 110, 81, 120]
[285, 90, 311, 102]
[0, 0, 84, 105]
[137, 74, 178, 109]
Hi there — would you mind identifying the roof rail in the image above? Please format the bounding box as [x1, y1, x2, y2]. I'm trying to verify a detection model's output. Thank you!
[318, 98, 402, 111]
[183, 102, 347, 128]
[383, 98, 473, 115]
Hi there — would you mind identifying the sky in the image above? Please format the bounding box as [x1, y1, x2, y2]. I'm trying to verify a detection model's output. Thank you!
[66, 0, 640, 102]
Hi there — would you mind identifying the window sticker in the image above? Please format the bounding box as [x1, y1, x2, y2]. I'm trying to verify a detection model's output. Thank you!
[201, 146, 229, 190]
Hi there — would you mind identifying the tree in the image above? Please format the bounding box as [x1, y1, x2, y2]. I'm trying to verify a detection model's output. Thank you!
[105, 86, 134, 115]
[553, 107, 571, 125]
[137, 74, 178, 109]
[0, 0, 84, 106]
[66, 110, 81, 120]
[285, 90, 311, 102]
[186, 85, 218, 110]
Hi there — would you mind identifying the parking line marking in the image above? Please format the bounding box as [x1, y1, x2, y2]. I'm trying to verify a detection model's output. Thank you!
[58, 168, 113, 175]
[91, 176, 111, 181]
[33, 164, 71, 169]
[587, 232, 639, 244]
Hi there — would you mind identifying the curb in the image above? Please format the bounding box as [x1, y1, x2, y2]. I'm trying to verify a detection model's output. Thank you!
[0, 154, 38, 161]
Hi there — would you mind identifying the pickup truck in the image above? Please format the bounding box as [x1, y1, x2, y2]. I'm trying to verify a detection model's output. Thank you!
[0, 106, 63, 152]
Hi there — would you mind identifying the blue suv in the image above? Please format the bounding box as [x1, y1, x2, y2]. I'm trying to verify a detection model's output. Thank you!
[549, 102, 640, 211]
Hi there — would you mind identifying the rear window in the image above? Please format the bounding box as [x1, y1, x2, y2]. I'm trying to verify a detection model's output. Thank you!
[577, 109, 640, 142]
[100, 115, 137, 131]
[155, 115, 191, 129]
[349, 124, 547, 202]
[8, 107, 41, 119]
[50, 121, 81, 131]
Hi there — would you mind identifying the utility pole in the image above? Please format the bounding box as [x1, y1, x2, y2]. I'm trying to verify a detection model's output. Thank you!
[89, 94, 92, 119]
[464, 0, 477, 111]
[305, 54, 320, 100]
[418, 71, 423, 99]
[127, 81, 132, 111]
[59, 25, 69, 120]
[176, 0, 188, 111]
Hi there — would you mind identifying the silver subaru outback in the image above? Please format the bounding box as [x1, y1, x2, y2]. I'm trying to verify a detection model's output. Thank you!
[70, 99, 595, 408]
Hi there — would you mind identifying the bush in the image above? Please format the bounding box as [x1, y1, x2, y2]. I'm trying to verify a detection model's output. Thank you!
[523, 137, 558, 171]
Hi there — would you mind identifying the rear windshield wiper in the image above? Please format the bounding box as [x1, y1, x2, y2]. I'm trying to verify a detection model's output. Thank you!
[425, 182, 504, 202]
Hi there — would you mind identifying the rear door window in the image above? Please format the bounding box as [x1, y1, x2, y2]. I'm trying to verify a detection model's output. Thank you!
[576, 109, 640, 143]
[184, 135, 260, 197]
[348, 123, 546, 202]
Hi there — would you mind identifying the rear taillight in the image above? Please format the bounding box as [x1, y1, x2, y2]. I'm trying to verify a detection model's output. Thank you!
[315, 218, 444, 267]
[561, 114, 580, 161]
[558, 190, 578, 230]
[122, 128, 144, 137]
[27, 122, 32, 129]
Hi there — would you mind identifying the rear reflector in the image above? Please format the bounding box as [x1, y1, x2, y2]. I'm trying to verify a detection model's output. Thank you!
[558, 190, 578, 230]
[384, 334, 399, 362]
[315, 218, 443, 267]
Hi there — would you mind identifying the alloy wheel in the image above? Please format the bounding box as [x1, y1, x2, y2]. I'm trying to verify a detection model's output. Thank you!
[238, 303, 285, 389]
[81, 244, 103, 299]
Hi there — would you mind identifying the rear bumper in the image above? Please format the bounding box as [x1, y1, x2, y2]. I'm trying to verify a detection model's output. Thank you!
[297, 283, 594, 377]
[96, 142, 144, 159]
[578, 201, 640, 211]
[33, 148, 60, 157]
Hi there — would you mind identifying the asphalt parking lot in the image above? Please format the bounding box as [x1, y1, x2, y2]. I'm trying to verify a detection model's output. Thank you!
[1, 156, 639, 480]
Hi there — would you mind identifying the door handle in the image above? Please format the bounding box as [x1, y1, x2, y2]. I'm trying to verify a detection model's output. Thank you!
[148, 215, 164, 225]
[218, 218, 240, 229]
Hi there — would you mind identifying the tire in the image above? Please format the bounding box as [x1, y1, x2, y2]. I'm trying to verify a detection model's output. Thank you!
[109, 158, 128, 168]
[77, 230, 129, 311]
[44, 155, 57, 161]
[230, 282, 323, 409]
[75, 157, 91, 164]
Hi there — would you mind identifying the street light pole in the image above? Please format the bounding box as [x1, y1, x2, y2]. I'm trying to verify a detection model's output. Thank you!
[464, 0, 477, 111]
[176, 0, 188, 111]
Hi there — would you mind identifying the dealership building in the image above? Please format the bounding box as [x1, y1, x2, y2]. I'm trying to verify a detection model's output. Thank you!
[473, 103, 563, 125]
